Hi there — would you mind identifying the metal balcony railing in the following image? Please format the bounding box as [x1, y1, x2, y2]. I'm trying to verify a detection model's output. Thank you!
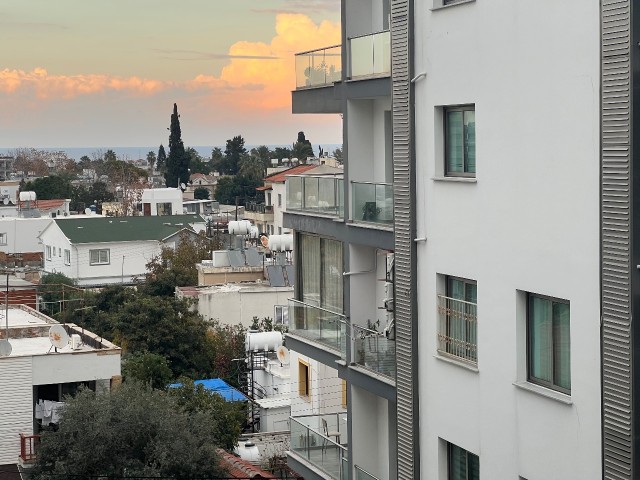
[351, 181, 393, 226]
[20, 433, 41, 462]
[288, 299, 347, 355]
[287, 175, 344, 218]
[245, 202, 274, 214]
[290, 413, 348, 480]
[295, 45, 342, 89]
[349, 30, 391, 79]
[352, 323, 396, 380]
[437, 295, 478, 364]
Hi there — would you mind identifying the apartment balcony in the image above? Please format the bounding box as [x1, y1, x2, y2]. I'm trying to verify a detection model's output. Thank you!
[351, 323, 396, 380]
[292, 45, 343, 114]
[345, 30, 391, 99]
[290, 412, 349, 480]
[244, 202, 274, 223]
[289, 299, 347, 356]
[351, 182, 393, 228]
[287, 175, 344, 219]
[355, 465, 381, 480]
[437, 295, 478, 365]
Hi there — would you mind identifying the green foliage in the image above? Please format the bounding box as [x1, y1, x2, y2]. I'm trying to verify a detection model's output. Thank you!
[39, 273, 81, 318]
[103, 149, 117, 162]
[292, 131, 314, 160]
[187, 147, 211, 174]
[274, 146, 292, 160]
[214, 174, 262, 205]
[140, 232, 219, 297]
[122, 351, 173, 389]
[210, 146, 224, 171]
[205, 320, 247, 389]
[146, 150, 156, 171]
[70, 181, 114, 211]
[23, 176, 73, 200]
[194, 186, 210, 200]
[333, 146, 343, 163]
[239, 155, 266, 181]
[157, 144, 167, 173]
[30, 382, 229, 480]
[220, 135, 247, 175]
[169, 379, 246, 450]
[165, 103, 191, 188]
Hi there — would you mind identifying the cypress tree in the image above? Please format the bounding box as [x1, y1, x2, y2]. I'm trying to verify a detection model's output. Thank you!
[164, 104, 190, 188]
[157, 144, 167, 173]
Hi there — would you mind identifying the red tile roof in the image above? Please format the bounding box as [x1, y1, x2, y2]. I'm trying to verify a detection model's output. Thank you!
[263, 164, 316, 184]
[216, 449, 278, 479]
[19, 199, 66, 211]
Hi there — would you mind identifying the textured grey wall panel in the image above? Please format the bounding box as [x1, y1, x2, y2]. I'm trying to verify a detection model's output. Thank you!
[391, 0, 418, 478]
[601, 0, 633, 479]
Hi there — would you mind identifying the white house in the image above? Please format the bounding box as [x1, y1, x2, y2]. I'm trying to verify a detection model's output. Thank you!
[140, 188, 183, 216]
[0, 217, 52, 266]
[0, 304, 121, 466]
[39, 214, 204, 286]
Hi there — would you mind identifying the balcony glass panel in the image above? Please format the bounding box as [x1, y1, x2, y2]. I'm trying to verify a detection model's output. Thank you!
[286, 175, 344, 218]
[355, 465, 380, 480]
[290, 413, 348, 480]
[296, 45, 342, 89]
[349, 31, 391, 78]
[352, 324, 396, 379]
[289, 299, 347, 354]
[351, 182, 393, 225]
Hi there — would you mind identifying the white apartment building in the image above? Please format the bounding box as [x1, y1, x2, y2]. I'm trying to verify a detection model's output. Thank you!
[283, 0, 635, 479]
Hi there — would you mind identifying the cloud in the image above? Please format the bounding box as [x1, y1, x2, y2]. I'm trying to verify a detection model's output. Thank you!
[0, 68, 166, 99]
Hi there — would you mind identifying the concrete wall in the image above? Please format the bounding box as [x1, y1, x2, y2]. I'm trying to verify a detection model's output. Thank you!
[289, 351, 344, 419]
[0, 218, 51, 254]
[414, 1, 601, 479]
[351, 386, 390, 480]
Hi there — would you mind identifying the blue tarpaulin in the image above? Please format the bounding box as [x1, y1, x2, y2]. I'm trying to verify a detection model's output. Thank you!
[169, 378, 249, 402]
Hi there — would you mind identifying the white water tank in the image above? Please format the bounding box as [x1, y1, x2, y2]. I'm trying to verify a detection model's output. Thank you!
[229, 220, 251, 235]
[268, 234, 293, 252]
[245, 331, 283, 353]
[19, 191, 36, 202]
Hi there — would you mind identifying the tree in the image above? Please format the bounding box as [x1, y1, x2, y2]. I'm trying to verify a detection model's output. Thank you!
[165, 103, 190, 188]
[220, 135, 246, 175]
[214, 175, 262, 206]
[186, 147, 210, 174]
[157, 144, 167, 173]
[122, 351, 173, 389]
[23, 175, 73, 200]
[333, 146, 343, 163]
[103, 149, 117, 162]
[239, 154, 266, 181]
[194, 187, 210, 200]
[204, 320, 248, 389]
[70, 181, 115, 212]
[31, 382, 230, 480]
[146, 151, 157, 172]
[292, 131, 314, 161]
[78, 155, 92, 170]
[39, 273, 81, 318]
[274, 146, 292, 161]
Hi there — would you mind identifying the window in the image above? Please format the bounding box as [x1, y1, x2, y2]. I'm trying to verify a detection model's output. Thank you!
[298, 359, 310, 397]
[278, 227, 282, 235]
[156, 202, 172, 216]
[278, 194, 282, 207]
[527, 293, 570, 393]
[46, 245, 52, 260]
[445, 105, 476, 176]
[89, 249, 110, 265]
[267, 193, 272, 206]
[448, 443, 479, 480]
[0, 233, 6, 245]
[64, 249, 71, 266]
[58, 247, 61, 257]
[437, 277, 477, 364]
[299, 234, 343, 311]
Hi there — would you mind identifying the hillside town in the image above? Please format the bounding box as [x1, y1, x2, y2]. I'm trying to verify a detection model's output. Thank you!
[1, 0, 632, 480]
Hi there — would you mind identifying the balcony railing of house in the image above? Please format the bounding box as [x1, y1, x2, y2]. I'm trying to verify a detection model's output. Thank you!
[351, 323, 396, 380]
[245, 202, 274, 214]
[295, 45, 342, 89]
[290, 413, 348, 480]
[351, 182, 393, 226]
[288, 299, 347, 355]
[349, 30, 391, 79]
[20, 433, 41, 462]
[437, 295, 478, 364]
[287, 175, 344, 218]
[355, 465, 381, 480]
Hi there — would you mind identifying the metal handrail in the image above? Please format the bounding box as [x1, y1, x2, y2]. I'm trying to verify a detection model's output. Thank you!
[355, 465, 380, 480]
[348, 29, 390, 41]
[295, 44, 342, 56]
[350, 180, 392, 186]
[289, 298, 346, 319]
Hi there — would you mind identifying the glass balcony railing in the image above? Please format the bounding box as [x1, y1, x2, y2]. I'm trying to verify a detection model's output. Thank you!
[355, 465, 380, 480]
[351, 181, 393, 226]
[349, 30, 391, 79]
[290, 413, 348, 480]
[287, 175, 344, 218]
[289, 299, 347, 355]
[295, 45, 342, 89]
[352, 323, 396, 380]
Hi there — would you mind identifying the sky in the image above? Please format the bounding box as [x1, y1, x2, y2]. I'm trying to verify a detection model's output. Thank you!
[0, 0, 342, 149]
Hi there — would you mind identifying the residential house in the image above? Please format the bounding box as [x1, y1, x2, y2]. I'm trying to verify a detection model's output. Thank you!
[189, 173, 219, 199]
[39, 215, 204, 286]
[0, 304, 121, 466]
[0, 217, 52, 267]
[140, 188, 183, 216]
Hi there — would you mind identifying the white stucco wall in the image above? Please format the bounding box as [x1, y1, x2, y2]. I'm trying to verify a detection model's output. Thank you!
[414, 1, 601, 479]
[289, 351, 344, 419]
[141, 188, 183, 215]
[0, 218, 51, 254]
[350, 386, 390, 480]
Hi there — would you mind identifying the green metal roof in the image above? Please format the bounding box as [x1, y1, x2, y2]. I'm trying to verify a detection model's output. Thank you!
[53, 215, 203, 244]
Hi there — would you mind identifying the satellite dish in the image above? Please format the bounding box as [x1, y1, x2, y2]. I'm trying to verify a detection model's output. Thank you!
[260, 235, 269, 248]
[276, 346, 290, 365]
[48, 324, 69, 350]
[84, 208, 92, 215]
[2, 198, 8, 205]
[0, 339, 11, 357]
[180, 183, 187, 191]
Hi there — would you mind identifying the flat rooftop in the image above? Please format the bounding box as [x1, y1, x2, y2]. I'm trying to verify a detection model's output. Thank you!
[3, 307, 53, 328]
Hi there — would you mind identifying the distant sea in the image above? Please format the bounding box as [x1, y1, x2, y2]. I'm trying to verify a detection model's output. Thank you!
[0, 144, 342, 161]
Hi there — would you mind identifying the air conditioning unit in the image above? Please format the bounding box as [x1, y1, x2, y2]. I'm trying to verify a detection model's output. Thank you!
[71, 334, 83, 350]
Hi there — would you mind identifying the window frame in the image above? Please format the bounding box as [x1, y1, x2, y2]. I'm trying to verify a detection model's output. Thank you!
[64, 249, 71, 266]
[448, 442, 479, 480]
[89, 248, 110, 266]
[298, 359, 310, 398]
[46, 245, 52, 260]
[0, 233, 6, 246]
[438, 276, 478, 364]
[526, 292, 571, 394]
[444, 105, 476, 178]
